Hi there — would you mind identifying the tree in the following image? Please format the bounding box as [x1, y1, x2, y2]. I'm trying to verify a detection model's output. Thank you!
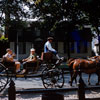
[78, 0, 100, 54]
[34, 0, 91, 33]
[33, 0, 100, 57]
[0, 0, 32, 37]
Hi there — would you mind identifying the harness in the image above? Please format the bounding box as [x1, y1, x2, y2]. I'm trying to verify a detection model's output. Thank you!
[95, 57, 100, 70]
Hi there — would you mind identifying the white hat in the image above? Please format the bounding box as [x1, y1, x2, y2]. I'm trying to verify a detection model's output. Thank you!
[47, 37, 54, 40]
[30, 48, 35, 51]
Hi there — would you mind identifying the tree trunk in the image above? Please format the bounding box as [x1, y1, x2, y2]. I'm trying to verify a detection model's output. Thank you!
[5, 3, 10, 38]
[67, 34, 70, 59]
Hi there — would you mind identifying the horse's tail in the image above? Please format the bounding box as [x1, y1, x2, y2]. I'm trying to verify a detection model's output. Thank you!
[68, 60, 75, 85]
[68, 60, 74, 72]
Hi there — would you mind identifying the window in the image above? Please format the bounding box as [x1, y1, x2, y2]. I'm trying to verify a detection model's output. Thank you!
[15, 42, 26, 54]
[76, 41, 87, 53]
[70, 42, 74, 53]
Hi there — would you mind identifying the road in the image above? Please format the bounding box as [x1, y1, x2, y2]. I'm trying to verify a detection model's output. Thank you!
[0, 73, 100, 100]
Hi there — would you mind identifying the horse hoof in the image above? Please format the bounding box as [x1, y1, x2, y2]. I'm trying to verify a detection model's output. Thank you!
[69, 82, 72, 86]
[70, 83, 72, 86]
[69, 81, 72, 86]
[84, 83, 86, 87]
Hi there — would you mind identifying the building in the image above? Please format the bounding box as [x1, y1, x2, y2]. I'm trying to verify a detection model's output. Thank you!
[8, 22, 93, 60]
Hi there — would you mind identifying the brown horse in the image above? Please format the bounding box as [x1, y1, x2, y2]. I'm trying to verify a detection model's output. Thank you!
[67, 57, 100, 86]
[67, 58, 77, 84]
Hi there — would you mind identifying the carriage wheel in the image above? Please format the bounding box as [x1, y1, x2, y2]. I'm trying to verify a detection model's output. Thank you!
[41, 67, 64, 88]
[0, 63, 9, 92]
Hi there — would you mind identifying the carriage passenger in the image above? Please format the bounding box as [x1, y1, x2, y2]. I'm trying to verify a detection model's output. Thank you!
[3, 48, 21, 73]
[20, 48, 37, 74]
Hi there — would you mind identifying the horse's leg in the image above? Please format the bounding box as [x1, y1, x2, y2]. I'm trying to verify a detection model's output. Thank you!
[69, 69, 77, 86]
[96, 72, 100, 85]
[74, 76, 77, 84]
[68, 63, 74, 85]
[69, 70, 73, 84]
[98, 74, 100, 85]
[70, 71, 77, 86]
[88, 74, 91, 85]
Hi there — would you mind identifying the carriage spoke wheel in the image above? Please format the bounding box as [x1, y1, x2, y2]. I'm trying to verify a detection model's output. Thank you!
[42, 67, 64, 88]
[0, 63, 9, 92]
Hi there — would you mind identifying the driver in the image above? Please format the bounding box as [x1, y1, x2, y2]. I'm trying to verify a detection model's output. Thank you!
[44, 37, 60, 60]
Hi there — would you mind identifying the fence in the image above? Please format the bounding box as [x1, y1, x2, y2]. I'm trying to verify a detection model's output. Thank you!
[8, 75, 100, 100]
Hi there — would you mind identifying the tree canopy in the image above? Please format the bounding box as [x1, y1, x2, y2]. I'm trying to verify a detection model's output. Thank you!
[0, 0, 100, 37]
[33, 0, 100, 32]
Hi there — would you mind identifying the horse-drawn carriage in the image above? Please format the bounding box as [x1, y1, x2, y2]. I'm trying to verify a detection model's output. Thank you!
[0, 52, 65, 92]
[1, 52, 100, 94]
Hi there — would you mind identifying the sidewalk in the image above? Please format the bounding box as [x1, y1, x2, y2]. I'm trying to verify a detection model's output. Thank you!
[1, 89, 100, 100]
[0, 73, 100, 100]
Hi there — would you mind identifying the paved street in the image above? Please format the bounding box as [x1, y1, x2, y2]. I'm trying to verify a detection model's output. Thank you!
[0, 73, 100, 100]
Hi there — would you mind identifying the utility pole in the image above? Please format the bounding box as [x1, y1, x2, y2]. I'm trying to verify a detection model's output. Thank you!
[16, 29, 22, 60]
[67, 33, 70, 59]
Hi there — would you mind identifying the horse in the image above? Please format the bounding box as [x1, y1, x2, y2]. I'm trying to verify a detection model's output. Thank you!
[67, 57, 95, 85]
[67, 57, 100, 86]
[67, 58, 77, 84]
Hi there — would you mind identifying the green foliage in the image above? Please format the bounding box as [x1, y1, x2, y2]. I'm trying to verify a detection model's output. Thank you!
[35, 0, 41, 5]
[0, 35, 8, 41]
[33, 0, 100, 37]
[0, 0, 31, 25]
[10, 20, 28, 29]
[0, 0, 100, 37]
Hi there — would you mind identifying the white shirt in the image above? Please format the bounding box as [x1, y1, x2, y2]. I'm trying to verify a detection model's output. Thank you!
[44, 41, 56, 53]
[93, 46, 99, 56]
[4, 53, 13, 60]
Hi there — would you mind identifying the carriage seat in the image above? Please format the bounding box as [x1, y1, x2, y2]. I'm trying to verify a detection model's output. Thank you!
[23, 59, 40, 74]
[1, 57, 16, 73]
[41, 52, 53, 63]
[41, 52, 58, 64]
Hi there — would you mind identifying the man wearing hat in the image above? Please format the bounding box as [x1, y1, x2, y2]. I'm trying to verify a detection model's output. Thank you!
[21, 48, 37, 74]
[3, 48, 21, 73]
[44, 37, 60, 59]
